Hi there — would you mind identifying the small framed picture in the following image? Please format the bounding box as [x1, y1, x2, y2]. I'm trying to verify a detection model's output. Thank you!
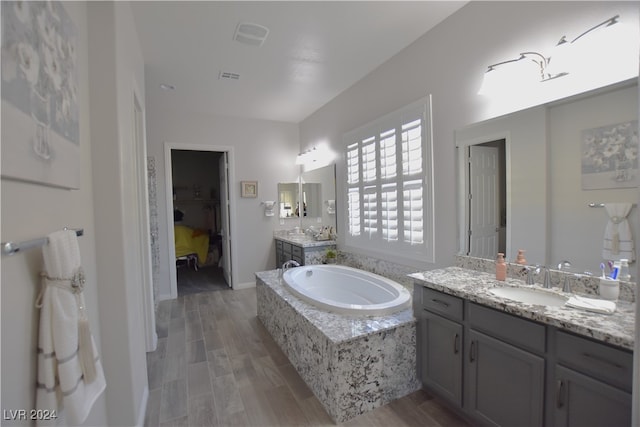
[241, 181, 258, 198]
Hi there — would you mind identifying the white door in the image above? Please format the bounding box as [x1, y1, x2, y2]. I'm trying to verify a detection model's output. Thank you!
[219, 153, 232, 288]
[469, 145, 499, 258]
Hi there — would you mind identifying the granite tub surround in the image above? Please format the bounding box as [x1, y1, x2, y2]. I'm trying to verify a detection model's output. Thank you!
[456, 254, 636, 303]
[255, 269, 420, 423]
[339, 250, 420, 289]
[410, 266, 635, 350]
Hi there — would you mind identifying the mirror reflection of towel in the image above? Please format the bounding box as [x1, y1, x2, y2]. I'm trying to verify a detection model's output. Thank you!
[602, 203, 634, 262]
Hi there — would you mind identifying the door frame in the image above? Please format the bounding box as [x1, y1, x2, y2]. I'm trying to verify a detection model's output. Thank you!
[132, 80, 157, 352]
[456, 132, 511, 258]
[164, 143, 237, 298]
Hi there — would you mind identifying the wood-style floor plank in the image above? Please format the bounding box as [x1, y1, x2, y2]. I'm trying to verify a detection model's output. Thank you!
[148, 279, 471, 427]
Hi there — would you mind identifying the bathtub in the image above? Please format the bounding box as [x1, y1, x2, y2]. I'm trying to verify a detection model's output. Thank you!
[282, 264, 411, 315]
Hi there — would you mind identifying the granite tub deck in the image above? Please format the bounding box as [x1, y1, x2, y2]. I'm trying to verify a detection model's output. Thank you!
[255, 270, 420, 423]
[410, 267, 635, 350]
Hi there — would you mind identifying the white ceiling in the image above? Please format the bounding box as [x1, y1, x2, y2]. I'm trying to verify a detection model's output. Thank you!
[130, 1, 467, 123]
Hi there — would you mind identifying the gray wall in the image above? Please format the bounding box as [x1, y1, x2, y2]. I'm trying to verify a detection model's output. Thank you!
[299, 1, 638, 270]
[1, 2, 109, 425]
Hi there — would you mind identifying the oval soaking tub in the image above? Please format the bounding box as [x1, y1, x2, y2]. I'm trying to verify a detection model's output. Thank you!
[282, 264, 411, 315]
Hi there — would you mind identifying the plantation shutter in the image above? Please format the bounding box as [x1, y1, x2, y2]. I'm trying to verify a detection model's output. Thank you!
[343, 96, 434, 262]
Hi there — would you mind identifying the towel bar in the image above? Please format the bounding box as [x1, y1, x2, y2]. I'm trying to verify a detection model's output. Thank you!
[2, 228, 84, 256]
[588, 203, 636, 208]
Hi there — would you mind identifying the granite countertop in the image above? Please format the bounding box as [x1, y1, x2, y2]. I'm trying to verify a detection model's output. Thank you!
[409, 267, 635, 351]
[274, 234, 336, 248]
[256, 270, 414, 344]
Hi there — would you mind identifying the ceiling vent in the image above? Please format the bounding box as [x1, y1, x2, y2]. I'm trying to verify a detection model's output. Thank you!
[219, 71, 240, 81]
[233, 22, 269, 47]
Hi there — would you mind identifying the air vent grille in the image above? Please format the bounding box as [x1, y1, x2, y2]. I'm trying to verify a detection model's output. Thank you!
[233, 22, 269, 47]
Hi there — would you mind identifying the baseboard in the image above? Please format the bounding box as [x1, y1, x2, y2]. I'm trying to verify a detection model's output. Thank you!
[157, 292, 173, 302]
[233, 281, 256, 290]
[136, 385, 149, 427]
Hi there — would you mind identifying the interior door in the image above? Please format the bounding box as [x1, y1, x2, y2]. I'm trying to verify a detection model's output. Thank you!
[469, 145, 499, 258]
[219, 152, 232, 288]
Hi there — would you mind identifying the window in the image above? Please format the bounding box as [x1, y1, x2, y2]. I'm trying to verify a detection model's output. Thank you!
[343, 96, 434, 262]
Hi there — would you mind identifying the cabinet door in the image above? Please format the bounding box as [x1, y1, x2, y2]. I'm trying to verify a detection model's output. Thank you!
[419, 311, 463, 405]
[465, 329, 544, 427]
[554, 366, 631, 427]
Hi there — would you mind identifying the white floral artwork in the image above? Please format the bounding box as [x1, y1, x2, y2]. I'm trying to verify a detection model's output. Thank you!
[1, 1, 80, 189]
[581, 120, 639, 190]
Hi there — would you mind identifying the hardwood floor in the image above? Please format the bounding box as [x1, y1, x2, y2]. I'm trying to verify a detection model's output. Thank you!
[145, 286, 471, 427]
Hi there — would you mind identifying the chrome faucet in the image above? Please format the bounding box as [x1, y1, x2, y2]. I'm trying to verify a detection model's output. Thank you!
[279, 260, 301, 277]
[526, 265, 540, 285]
[557, 260, 572, 293]
[543, 267, 553, 289]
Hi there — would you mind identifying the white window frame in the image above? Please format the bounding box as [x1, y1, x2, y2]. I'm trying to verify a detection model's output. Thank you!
[342, 96, 434, 263]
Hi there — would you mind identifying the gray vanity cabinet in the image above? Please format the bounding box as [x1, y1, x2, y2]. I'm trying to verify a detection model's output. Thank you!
[275, 238, 336, 268]
[417, 288, 464, 405]
[552, 331, 633, 427]
[275, 240, 303, 266]
[465, 303, 545, 427]
[553, 366, 631, 427]
[465, 329, 545, 427]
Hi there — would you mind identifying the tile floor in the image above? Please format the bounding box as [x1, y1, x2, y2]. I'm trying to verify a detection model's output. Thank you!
[145, 284, 471, 426]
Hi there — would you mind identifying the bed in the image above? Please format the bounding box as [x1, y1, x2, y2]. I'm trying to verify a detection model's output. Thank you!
[174, 225, 210, 270]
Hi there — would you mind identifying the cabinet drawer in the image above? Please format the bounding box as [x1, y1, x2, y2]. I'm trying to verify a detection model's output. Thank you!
[467, 303, 545, 353]
[275, 240, 283, 250]
[291, 245, 303, 258]
[421, 288, 463, 321]
[556, 331, 633, 392]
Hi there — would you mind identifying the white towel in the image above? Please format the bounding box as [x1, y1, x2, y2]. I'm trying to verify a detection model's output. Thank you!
[602, 203, 634, 262]
[565, 295, 616, 314]
[36, 230, 106, 426]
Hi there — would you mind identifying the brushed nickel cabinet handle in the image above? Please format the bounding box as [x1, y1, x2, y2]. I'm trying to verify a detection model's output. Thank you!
[469, 341, 476, 362]
[432, 298, 450, 308]
[556, 380, 565, 409]
[453, 333, 460, 354]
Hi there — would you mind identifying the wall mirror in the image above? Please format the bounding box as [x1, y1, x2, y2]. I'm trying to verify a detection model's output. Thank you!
[278, 164, 337, 231]
[278, 182, 299, 218]
[456, 78, 638, 279]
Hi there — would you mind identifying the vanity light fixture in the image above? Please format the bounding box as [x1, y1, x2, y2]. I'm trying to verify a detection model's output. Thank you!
[295, 147, 318, 165]
[479, 15, 621, 96]
[478, 51, 568, 95]
[559, 14, 619, 45]
[547, 15, 621, 76]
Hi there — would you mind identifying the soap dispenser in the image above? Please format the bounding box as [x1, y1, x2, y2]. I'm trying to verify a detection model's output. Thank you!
[515, 249, 527, 265]
[496, 253, 506, 281]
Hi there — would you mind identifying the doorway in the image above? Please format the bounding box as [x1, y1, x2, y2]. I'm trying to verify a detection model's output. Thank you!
[164, 144, 235, 298]
[466, 139, 507, 258]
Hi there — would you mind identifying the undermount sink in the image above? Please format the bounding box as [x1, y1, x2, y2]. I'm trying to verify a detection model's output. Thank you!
[489, 286, 568, 307]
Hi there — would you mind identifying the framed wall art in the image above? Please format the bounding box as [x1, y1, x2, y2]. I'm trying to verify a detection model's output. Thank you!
[1, 1, 80, 189]
[581, 120, 638, 190]
[241, 181, 257, 198]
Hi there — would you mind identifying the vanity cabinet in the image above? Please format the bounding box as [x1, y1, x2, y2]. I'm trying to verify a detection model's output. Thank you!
[417, 286, 545, 426]
[416, 286, 632, 427]
[276, 240, 303, 266]
[274, 238, 336, 268]
[552, 331, 633, 427]
[417, 288, 464, 405]
[465, 303, 545, 427]
[465, 329, 544, 427]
